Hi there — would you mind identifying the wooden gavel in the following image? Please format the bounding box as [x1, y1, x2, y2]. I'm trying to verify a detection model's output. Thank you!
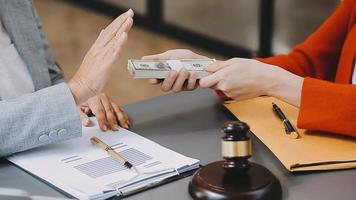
[189, 121, 282, 200]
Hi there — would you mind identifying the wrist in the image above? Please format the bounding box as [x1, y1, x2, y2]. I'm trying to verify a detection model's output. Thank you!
[266, 67, 303, 107]
[68, 78, 94, 105]
[68, 80, 82, 105]
[261, 65, 282, 97]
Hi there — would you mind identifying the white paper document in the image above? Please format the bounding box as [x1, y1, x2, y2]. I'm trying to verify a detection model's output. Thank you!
[7, 119, 199, 200]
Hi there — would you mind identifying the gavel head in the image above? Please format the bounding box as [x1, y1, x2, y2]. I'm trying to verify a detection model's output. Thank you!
[222, 121, 252, 172]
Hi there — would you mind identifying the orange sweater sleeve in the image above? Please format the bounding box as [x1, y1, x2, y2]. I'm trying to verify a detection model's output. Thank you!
[299, 78, 356, 137]
[258, 0, 356, 137]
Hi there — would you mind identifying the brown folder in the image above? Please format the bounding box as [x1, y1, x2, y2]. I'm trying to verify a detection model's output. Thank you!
[224, 97, 356, 172]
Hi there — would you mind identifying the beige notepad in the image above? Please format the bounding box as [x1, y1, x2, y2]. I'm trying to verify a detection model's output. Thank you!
[224, 97, 356, 172]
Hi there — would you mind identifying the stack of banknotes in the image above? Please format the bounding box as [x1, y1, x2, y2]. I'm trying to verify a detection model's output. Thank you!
[127, 59, 216, 79]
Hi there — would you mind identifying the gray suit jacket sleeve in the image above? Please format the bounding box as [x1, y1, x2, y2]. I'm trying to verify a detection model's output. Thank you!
[32, 4, 66, 85]
[0, 83, 82, 157]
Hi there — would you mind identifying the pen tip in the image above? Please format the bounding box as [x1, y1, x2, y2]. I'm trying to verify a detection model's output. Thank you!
[289, 132, 300, 139]
[132, 166, 139, 174]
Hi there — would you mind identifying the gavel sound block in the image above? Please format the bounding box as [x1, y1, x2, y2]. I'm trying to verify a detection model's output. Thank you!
[189, 121, 282, 200]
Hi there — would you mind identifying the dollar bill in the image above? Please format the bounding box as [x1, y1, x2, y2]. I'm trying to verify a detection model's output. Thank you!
[127, 59, 216, 79]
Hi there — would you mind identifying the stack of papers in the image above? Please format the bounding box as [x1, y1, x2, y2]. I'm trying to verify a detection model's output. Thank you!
[8, 119, 199, 200]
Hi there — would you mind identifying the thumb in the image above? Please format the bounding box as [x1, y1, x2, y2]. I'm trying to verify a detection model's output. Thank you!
[199, 72, 221, 88]
[204, 61, 226, 73]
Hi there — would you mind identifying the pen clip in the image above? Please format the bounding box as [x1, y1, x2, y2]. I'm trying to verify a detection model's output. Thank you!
[105, 146, 114, 151]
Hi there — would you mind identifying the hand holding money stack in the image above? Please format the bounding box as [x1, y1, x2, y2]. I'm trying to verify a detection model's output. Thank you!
[127, 59, 216, 79]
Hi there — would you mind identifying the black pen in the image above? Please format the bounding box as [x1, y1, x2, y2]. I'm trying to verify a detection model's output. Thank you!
[272, 102, 299, 139]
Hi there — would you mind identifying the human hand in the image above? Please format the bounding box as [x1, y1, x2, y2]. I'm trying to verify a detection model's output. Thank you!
[199, 58, 303, 106]
[142, 49, 208, 92]
[79, 93, 130, 131]
[68, 9, 134, 105]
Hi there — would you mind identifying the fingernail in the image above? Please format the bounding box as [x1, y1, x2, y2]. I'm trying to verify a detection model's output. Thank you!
[114, 125, 119, 131]
[124, 124, 129, 129]
[169, 71, 177, 78]
[84, 107, 90, 113]
[102, 125, 108, 131]
[126, 9, 133, 15]
[183, 68, 190, 75]
[120, 32, 127, 38]
[84, 118, 90, 126]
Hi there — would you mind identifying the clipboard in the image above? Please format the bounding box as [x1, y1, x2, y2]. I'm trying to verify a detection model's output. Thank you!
[223, 97, 356, 172]
[15, 164, 200, 199]
[119, 166, 200, 198]
[7, 118, 201, 200]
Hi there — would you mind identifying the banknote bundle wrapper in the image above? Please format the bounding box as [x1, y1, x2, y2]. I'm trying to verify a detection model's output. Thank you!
[127, 59, 216, 79]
